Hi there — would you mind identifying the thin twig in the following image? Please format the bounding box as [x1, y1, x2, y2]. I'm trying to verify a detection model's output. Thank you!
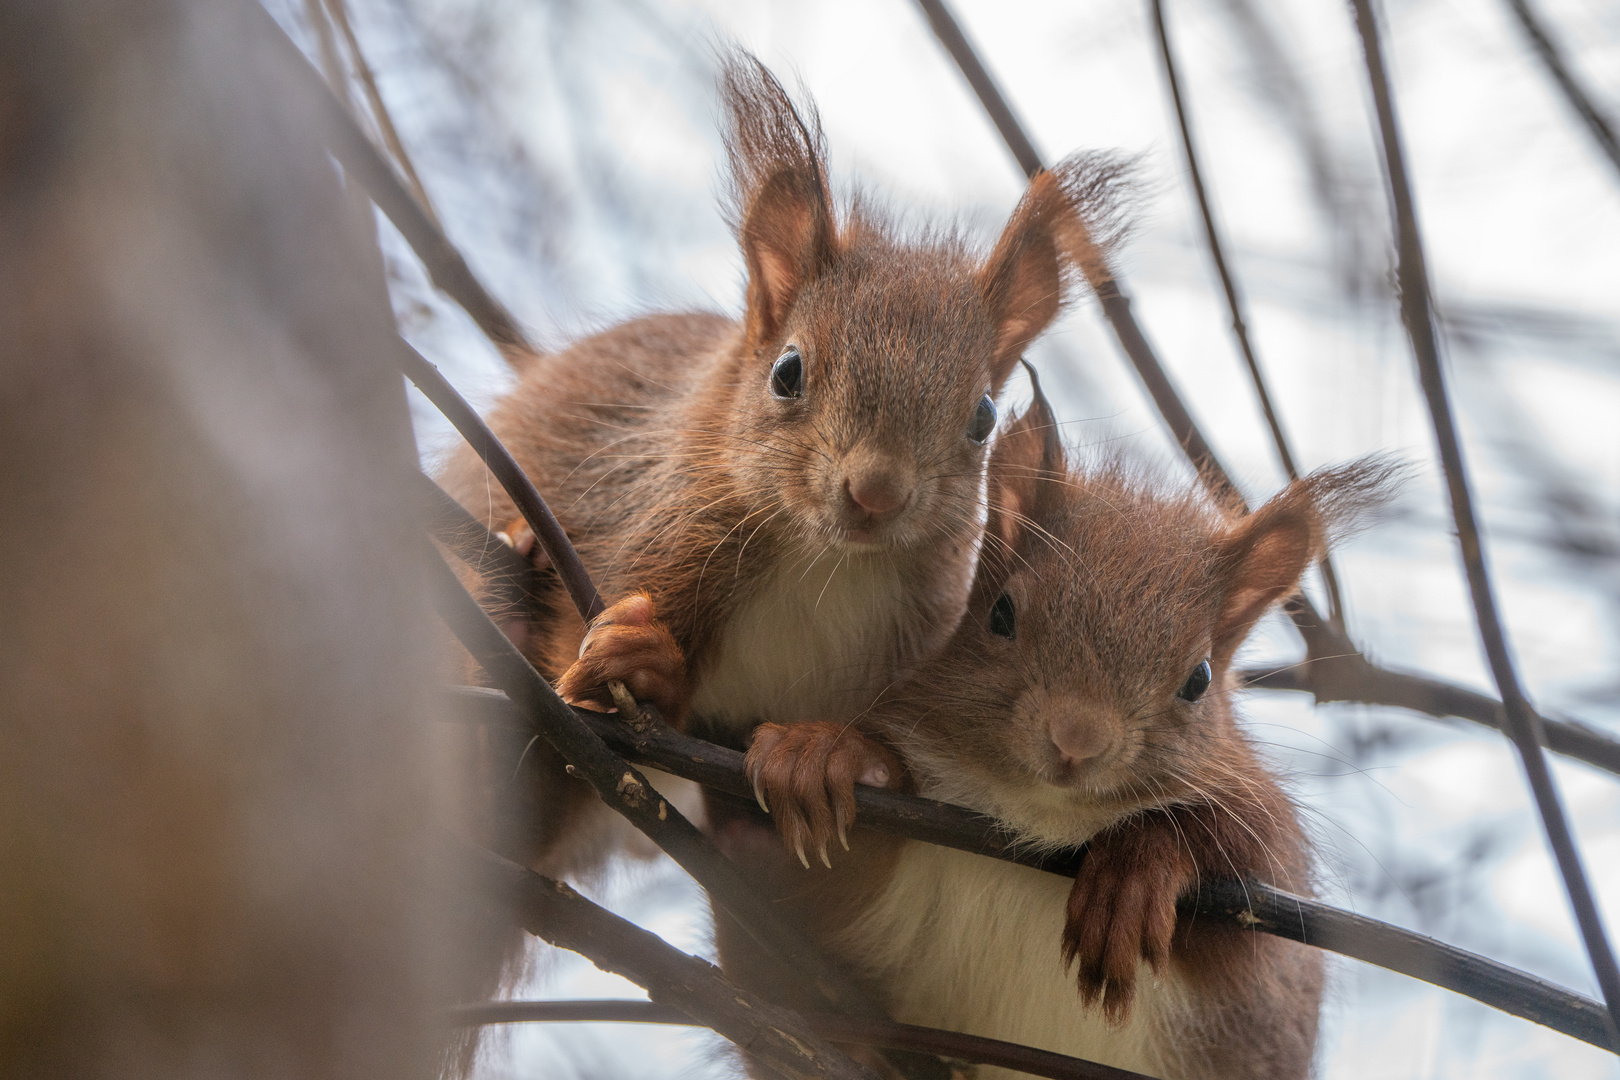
[1503, 0, 1620, 181]
[1349, 0, 1620, 1042]
[449, 999, 1159, 1080]
[446, 684, 1618, 1055]
[399, 342, 604, 621]
[321, 0, 443, 226]
[1147, 0, 1346, 622]
[461, 845, 879, 1080]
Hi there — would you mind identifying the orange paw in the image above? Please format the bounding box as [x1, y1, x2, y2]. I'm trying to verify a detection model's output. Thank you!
[555, 593, 687, 723]
[743, 722, 905, 869]
[1062, 812, 1194, 1024]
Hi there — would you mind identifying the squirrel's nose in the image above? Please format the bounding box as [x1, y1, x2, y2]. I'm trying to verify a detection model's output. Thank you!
[845, 473, 910, 516]
[1048, 705, 1115, 765]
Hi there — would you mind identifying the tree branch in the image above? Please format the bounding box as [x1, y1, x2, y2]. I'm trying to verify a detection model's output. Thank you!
[446, 684, 1618, 1055]
[1239, 656, 1620, 776]
[1349, 0, 1620, 1040]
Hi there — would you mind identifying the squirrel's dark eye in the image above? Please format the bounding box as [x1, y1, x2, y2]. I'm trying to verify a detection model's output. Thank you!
[989, 592, 1016, 639]
[770, 346, 803, 399]
[1178, 659, 1212, 702]
[967, 394, 996, 443]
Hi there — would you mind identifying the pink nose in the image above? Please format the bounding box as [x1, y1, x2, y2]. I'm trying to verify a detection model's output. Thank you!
[845, 474, 909, 516]
[1048, 708, 1113, 765]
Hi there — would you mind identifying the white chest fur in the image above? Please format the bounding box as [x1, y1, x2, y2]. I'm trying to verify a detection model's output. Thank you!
[690, 550, 910, 733]
[825, 842, 1193, 1080]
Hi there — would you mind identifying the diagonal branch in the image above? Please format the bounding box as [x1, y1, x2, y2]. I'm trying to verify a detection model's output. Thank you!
[426, 546, 951, 1080]
[399, 342, 604, 620]
[1348, 0, 1620, 1040]
[320, 0, 443, 226]
[1239, 656, 1620, 776]
[253, 0, 532, 357]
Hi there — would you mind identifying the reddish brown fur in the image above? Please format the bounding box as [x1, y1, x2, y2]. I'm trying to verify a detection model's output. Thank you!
[437, 57, 1126, 882]
[735, 389, 1397, 1078]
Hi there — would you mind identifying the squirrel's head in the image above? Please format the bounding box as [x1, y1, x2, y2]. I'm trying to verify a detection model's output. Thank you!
[882, 372, 1399, 845]
[714, 54, 1128, 555]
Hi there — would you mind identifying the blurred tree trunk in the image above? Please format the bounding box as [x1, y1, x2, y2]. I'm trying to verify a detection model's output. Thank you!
[0, 2, 472, 1077]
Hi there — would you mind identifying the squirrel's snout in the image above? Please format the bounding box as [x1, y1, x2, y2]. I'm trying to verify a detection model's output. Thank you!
[836, 451, 917, 530]
[844, 472, 910, 516]
[1045, 699, 1117, 766]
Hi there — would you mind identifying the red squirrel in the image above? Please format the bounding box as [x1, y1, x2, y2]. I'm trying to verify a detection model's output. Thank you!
[725, 381, 1396, 1079]
[437, 55, 1127, 877]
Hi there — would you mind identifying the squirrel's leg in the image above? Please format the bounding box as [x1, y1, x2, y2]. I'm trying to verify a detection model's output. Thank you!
[743, 722, 906, 869]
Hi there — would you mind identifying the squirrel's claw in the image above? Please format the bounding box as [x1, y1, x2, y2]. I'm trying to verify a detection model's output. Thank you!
[555, 593, 688, 724]
[742, 721, 905, 869]
[1062, 811, 1195, 1026]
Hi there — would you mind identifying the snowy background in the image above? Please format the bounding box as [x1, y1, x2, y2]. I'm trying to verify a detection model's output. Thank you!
[269, 0, 1620, 1075]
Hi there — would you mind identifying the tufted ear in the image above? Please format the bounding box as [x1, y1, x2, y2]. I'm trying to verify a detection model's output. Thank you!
[984, 362, 1066, 559]
[1212, 496, 1320, 666]
[977, 171, 1064, 390]
[722, 55, 836, 348]
[1212, 459, 1401, 664]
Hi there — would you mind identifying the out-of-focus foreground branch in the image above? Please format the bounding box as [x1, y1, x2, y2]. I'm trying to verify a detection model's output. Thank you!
[465, 846, 904, 1080]
[450, 998, 1157, 1080]
[1503, 0, 1620, 182]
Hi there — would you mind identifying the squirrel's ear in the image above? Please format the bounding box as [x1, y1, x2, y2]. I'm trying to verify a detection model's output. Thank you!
[1211, 458, 1400, 662]
[722, 56, 836, 347]
[985, 362, 1065, 556]
[977, 171, 1064, 389]
[1212, 495, 1321, 665]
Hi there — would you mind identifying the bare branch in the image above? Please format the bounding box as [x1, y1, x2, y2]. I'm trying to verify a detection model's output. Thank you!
[451, 998, 1159, 1080]
[1239, 656, 1620, 776]
[447, 685, 1618, 1055]
[1349, 0, 1620, 1040]
[320, 0, 443, 226]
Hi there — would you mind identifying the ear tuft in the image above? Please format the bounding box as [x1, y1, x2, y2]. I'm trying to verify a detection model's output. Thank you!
[976, 152, 1137, 388]
[1213, 457, 1403, 658]
[985, 362, 1066, 555]
[721, 54, 836, 346]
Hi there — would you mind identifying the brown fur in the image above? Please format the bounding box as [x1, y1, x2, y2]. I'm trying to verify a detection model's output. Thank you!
[734, 390, 1398, 1078]
[437, 56, 1126, 883]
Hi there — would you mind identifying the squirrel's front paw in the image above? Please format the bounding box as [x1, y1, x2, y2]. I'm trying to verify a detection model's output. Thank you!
[1062, 812, 1194, 1025]
[744, 722, 904, 869]
[555, 593, 687, 723]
